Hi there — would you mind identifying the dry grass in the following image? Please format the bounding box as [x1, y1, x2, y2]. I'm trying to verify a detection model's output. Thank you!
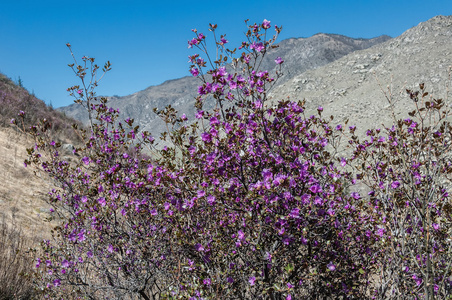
[0, 216, 38, 300]
[0, 127, 55, 240]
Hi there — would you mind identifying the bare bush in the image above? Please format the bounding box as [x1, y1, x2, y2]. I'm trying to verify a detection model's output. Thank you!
[0, 217, 37, 300]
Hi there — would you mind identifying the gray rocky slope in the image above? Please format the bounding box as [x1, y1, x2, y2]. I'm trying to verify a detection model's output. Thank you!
[270, 15, 452, 134]
[58, 32, 391, 136]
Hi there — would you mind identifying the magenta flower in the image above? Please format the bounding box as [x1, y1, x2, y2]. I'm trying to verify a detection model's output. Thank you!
[340, 158, 347, 167]
[82, 156, 89, 165]
[207, 195, 216, 205]
[62, 259, 69, 268]
[249, 276, 256, 285]
[309, 184, 322, 193]
[350, 192, 360, 199]
[190, 67, 199, 77]
[275, 57, 284, 64]
[251, 42, 264, 52]
[391, 181, 401, 189]
[195, 110, 204, 119]
[433, 223, 440, 230]
[53, 279, 61, 287]
[327, 262, 336, 271]
[98, 197, 106, 207]
[201, 132, 212, 143]
[195, 243, 204, 252]
[262, 19, 271, 29]
[289, 208, 300, 218]
[376, 227, 385, 237]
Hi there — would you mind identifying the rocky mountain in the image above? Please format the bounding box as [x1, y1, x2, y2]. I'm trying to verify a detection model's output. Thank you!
[58, 33, 391, 137]
[270, 15, 452, 134]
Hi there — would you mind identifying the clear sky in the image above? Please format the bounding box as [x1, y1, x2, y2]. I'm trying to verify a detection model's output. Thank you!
[1, 0, 451, 108]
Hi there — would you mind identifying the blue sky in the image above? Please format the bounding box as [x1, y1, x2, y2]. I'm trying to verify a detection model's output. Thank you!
[1, 0, 451, 108]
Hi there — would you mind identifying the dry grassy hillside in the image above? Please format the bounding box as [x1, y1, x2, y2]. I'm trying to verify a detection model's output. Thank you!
[0, 127, 54, 239]
[0, 73, 83, 239]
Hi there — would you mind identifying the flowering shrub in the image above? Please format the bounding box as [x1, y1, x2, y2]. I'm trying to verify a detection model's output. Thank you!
[21, 19, 452, 300]
[350, 85, 452, 299]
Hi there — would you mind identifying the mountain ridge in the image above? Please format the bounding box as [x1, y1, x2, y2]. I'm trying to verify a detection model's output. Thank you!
[58, 32, 392, 137]
[270, 15, 452, 134]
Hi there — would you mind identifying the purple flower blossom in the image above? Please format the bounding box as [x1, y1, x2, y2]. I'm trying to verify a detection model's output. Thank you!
[376, 227, 385, 237]
[201, 132, 212, 143]
[98, 197, 106, 207]
[35, 258, 41, 268]
[350, 192, 360, 199]
[275, 57, 284, 64]
[249, 276, 256, 285]
[289, 208, 300, 218]
[195, 110, 204, 119]
[327, 262, 336, 271]
[190, 67, 199, 76]
[53, 279, 61, 287]
[250, 42, 264, 52]
[391, 181, 401, 189]
[238, 230, 245, 241]
[340, 158, 347, 167]
[314, 196, 324, 206]
[62, 259, 69, 268]
[195, 243, 204, 252]
[309, 184, 322, 193]
[207, 195, 216, 205]
[82, 156, 90, 165]
[262, 19, 271, 29]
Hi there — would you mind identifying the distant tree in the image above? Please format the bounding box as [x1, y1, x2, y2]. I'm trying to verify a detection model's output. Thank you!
[17, 76, 23, 88]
